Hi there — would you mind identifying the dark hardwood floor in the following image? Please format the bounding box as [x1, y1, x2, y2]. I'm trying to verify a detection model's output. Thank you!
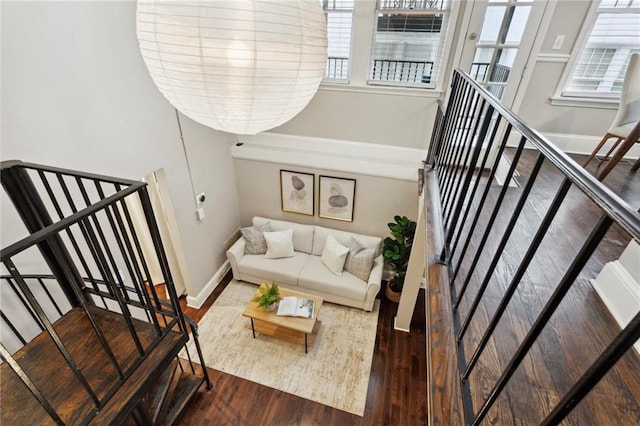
[173, 275, 427, 425]
[170, 149, 638, 425]
[451, 150, 640, 425]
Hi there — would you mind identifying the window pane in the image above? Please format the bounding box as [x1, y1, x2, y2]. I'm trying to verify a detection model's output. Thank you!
[370, 1, 450, 86]
[323, 0, 354, 81]
[479, 6, 506, 44]
[565, 1, 640, 95]
[505, 5, 531, 44]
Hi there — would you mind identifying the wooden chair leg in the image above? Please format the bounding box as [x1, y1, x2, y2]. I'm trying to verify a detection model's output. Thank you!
[583, 133, 613, 167]
[631, 156, 640, 172]
[601, 137, 623, 162]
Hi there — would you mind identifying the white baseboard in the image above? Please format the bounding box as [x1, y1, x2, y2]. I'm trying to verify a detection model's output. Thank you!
[186, 260, 231, 309]
[590, 241, 640, 354]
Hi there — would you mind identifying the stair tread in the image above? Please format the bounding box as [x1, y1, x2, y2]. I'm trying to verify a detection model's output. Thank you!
[0, 306, 185, 425]
[147, 359, 180, 423]
[158, 372, 205, 426]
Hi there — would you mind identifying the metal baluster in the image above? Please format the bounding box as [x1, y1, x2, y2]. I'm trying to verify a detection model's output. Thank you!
[106, 195, 161, 333]
[94, 181, 159, 329]
[36, 277, 64, 317]
[443, 99, 490, 236]
[0, 344, 64, 425]
[5, 277, 44, 330]
[448, 111, 503, 263]
[1, 311, 27, 345]
[80, 216, 146, 355]
[452, 137, 527, 302]
[4, 258, 102, 408]
[56, 172, 113, 303]
[541, 310, 640, 425]
[116, 193, 170, 329]
[76, 177, 131, 303]
[458, 153, 546, 340]
[472, 215, 613, 425]
[440, 80, 473, 199]
[464, 177, 573, 378]
[138, 187, 187, 334]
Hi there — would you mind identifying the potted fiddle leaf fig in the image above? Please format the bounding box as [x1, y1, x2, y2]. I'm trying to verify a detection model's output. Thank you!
[252, 282, 281, 311]
[382, 215, 417, 303]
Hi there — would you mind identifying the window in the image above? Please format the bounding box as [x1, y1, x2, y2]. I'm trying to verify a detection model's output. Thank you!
[370, 0, 451, 87]
[323, 0, 354, 81]
[563, 0, 640, 97]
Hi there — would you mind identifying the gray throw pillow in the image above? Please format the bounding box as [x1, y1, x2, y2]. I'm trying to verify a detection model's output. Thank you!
[241, 222, 272, 255]
[344, 236, 375, 282]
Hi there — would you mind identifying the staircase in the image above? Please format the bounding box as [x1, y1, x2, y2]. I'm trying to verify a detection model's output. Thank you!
[0, 161, 210, 424]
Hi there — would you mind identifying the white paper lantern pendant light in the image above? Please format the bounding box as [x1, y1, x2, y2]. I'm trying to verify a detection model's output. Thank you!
[136, 0, 328, 135]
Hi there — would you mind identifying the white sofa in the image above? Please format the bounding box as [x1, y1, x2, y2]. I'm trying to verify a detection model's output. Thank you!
[226, 216, 383, 311]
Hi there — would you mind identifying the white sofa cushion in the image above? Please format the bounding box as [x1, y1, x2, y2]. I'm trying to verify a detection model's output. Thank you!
[299, 256, 368, 301]
[264, 229, 295, 259]
[312, 226, 382, 257]
[321, 235, 349, 275]
[253, 216, 314, 254]
[238, 252, 309, 287]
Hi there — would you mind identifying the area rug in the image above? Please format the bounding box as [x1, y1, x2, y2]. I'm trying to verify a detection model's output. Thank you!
[182, 280, 380, 416]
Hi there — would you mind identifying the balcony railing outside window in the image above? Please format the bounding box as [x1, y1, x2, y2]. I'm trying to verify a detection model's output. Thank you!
[371, 59, 433, 83]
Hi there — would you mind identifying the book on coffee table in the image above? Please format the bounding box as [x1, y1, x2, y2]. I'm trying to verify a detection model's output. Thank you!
[277, 296, 315, 318]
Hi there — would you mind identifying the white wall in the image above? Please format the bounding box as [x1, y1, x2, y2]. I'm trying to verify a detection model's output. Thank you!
[234, 159, 419, 239]
[516, 0, 617, 138]
[1, 1, 241, 297]
[272, 87, 439, 150]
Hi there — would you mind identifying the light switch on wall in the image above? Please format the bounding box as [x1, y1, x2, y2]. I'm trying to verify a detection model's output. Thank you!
[552, 35, 565, 50]
[196, 208, 205, 221]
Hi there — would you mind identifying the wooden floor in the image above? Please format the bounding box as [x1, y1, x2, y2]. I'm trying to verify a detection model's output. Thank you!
[172, 150, 638, 426]
[451, 150, 640, 425]
[174, 275, 427, 425]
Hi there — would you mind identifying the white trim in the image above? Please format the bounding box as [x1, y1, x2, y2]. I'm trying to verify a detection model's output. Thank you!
[319, 82, 443, 98]
[590, 241, 640, 354]
[234, 132, 426, 182]
[536, 53, 570, 63]
[549, 95, 619, 109]
[186, 260, 230, 309]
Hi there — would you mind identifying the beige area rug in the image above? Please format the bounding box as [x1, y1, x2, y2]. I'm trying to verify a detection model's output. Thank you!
[182, 280, 380, 416]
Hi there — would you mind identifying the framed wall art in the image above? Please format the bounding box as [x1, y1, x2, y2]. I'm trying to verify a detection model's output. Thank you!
[319, 175, 356, 222]
[280, 170, 314, 215]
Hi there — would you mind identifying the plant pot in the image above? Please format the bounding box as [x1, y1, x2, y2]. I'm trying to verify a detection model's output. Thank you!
[384, 280, 401, 303]
[267, 302, 277, 312]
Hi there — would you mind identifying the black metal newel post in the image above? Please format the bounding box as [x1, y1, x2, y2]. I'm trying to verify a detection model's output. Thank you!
[1, 164, 83, 307]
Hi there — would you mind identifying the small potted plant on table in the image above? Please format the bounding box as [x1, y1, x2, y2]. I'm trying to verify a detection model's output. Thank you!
[382, 215, 417, 303]
[252, 282, 281, 312]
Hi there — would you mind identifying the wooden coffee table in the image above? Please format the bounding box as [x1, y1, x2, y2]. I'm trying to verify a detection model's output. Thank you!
[242, 285, 323, 353]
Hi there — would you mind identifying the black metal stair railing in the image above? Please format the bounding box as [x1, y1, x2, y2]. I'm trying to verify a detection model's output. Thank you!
[0, 160, 210, 424]
[424, 70, 640, 425]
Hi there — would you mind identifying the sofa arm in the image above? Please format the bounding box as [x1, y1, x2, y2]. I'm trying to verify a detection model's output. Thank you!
[226, 238, 246, 280]
[364, 255, 384, 311]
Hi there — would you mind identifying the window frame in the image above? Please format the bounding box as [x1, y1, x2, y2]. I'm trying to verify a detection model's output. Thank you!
[367, 1, 453, 90]
[322, 0, 355, 84]
[319, 0, 460, 94]
[550, 0, 640, 109]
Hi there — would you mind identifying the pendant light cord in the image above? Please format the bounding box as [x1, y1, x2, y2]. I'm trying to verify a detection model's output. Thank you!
[175, 109, 198, 207]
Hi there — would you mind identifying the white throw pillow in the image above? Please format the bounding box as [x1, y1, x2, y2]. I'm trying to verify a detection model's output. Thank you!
[321, 234, 349, 275]
[264, 229, 295, 259]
